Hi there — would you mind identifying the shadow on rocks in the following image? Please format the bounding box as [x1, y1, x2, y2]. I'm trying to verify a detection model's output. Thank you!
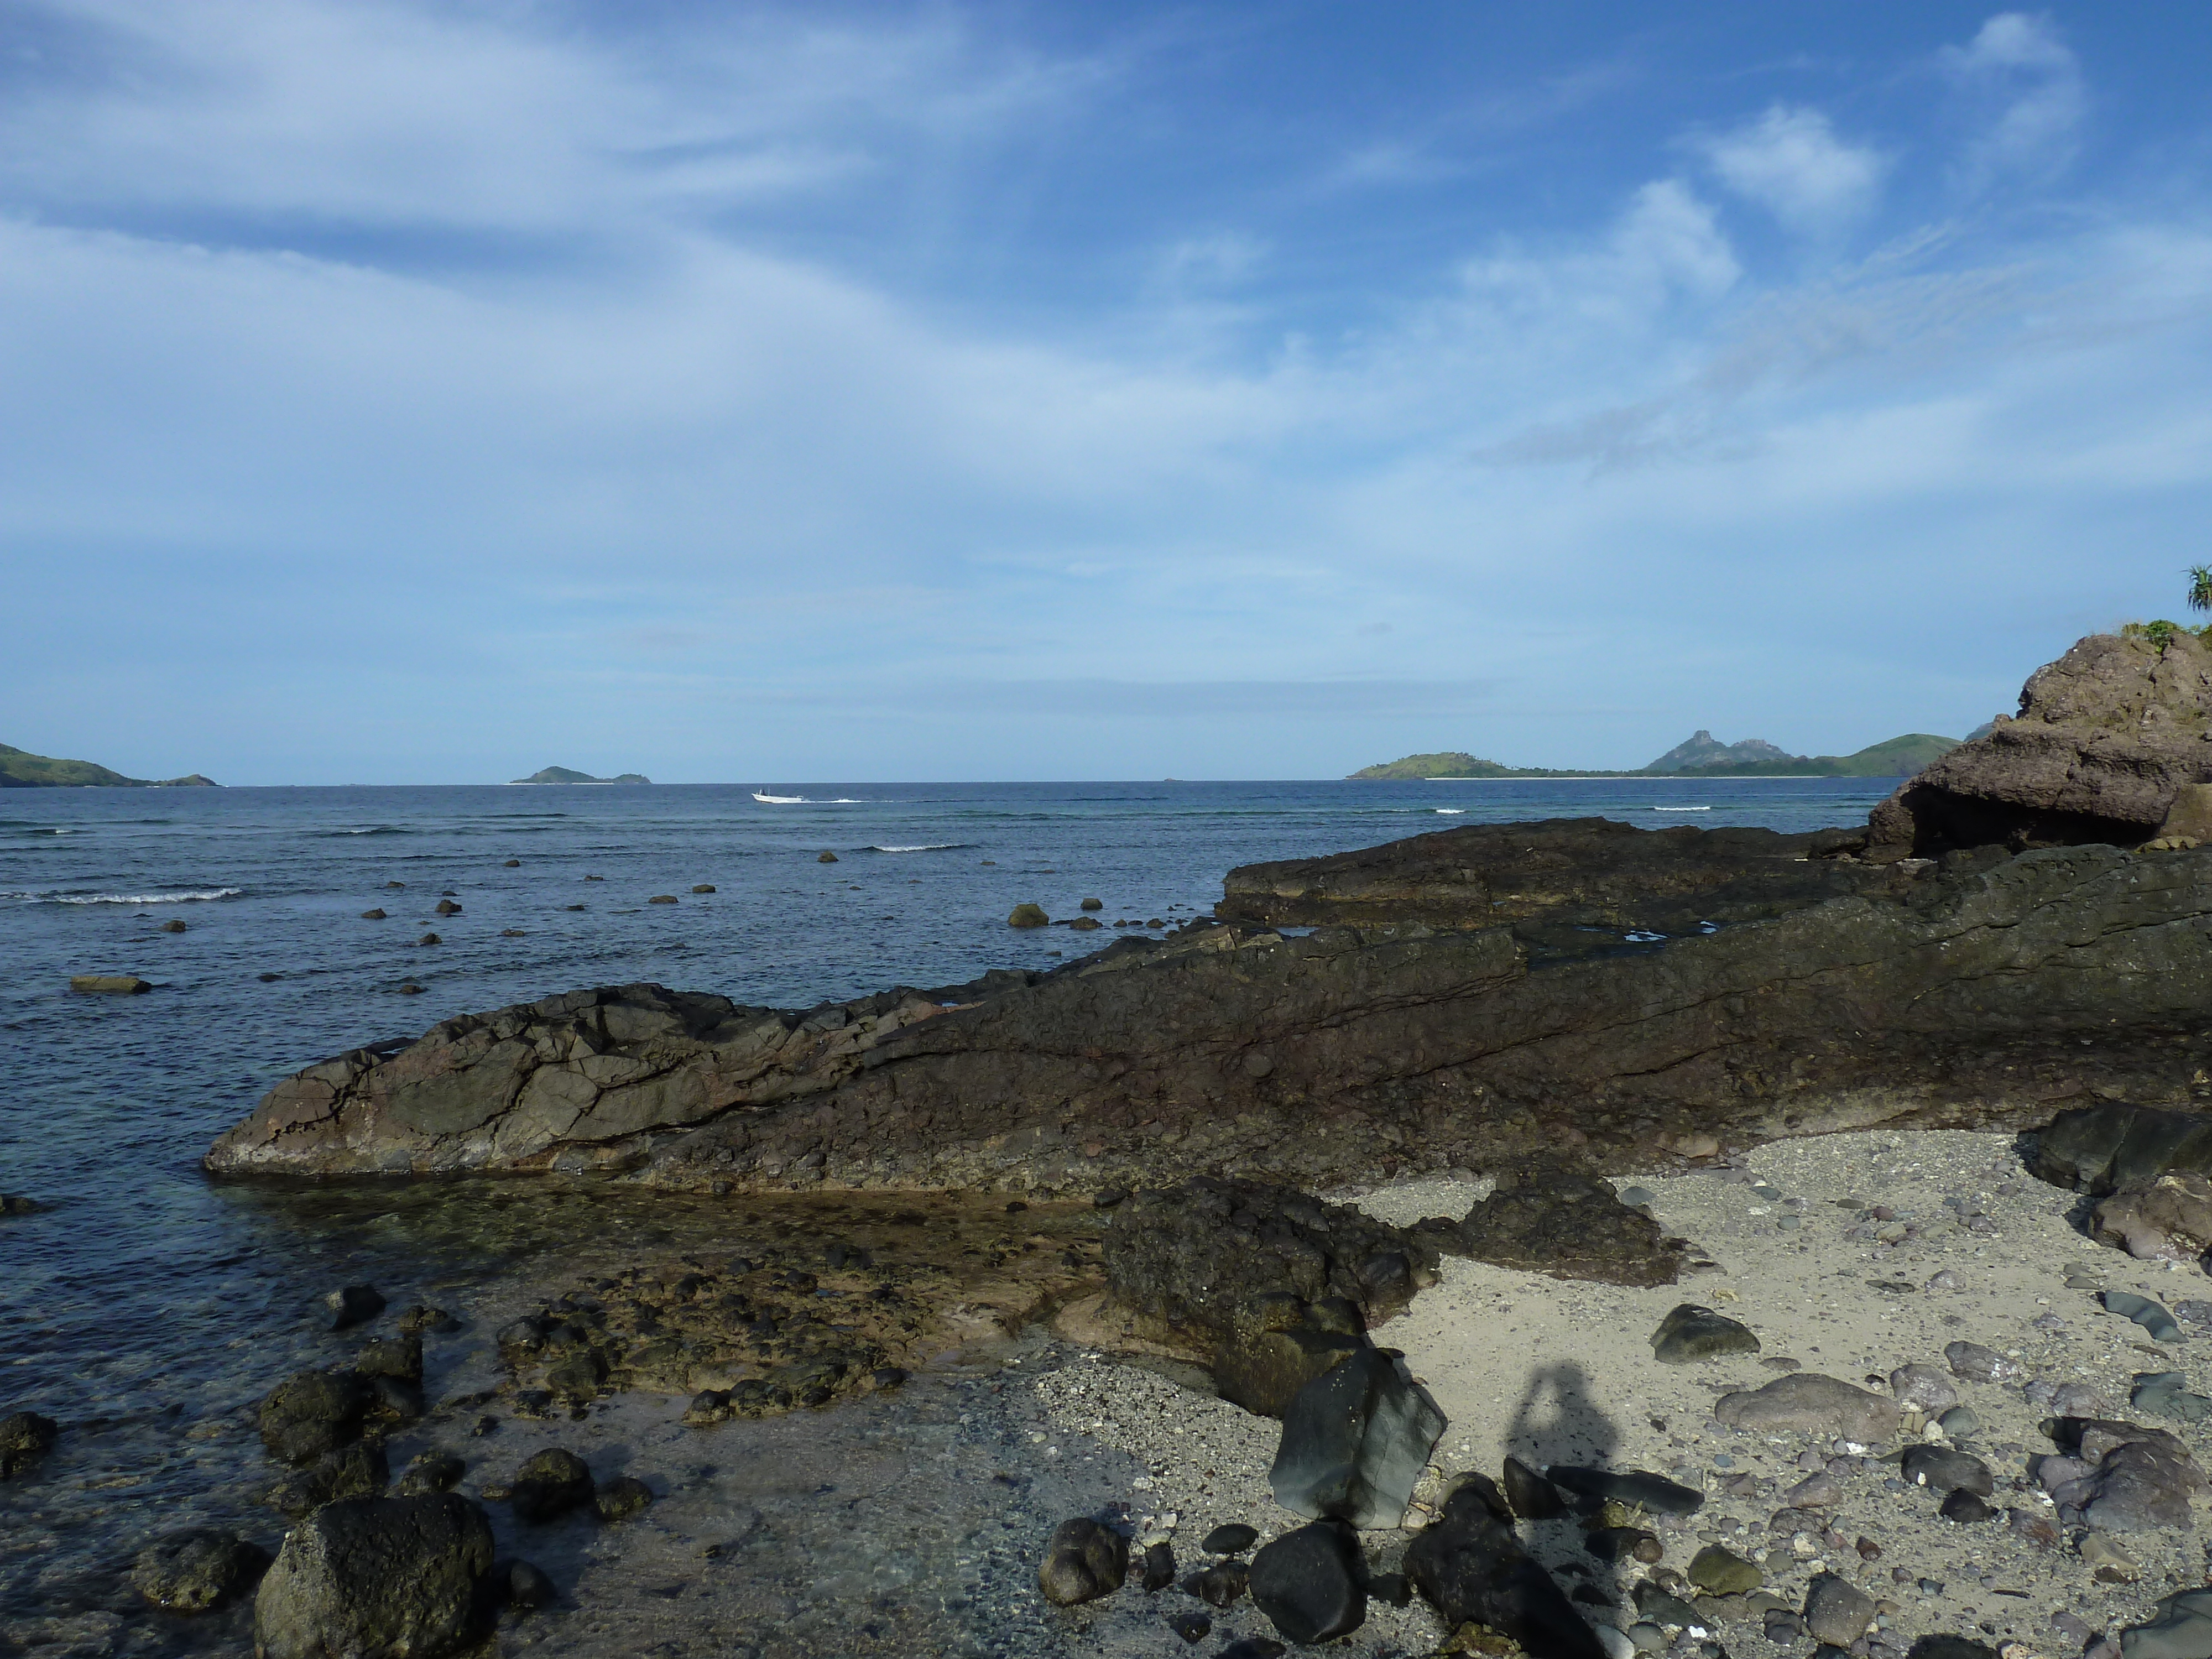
[1496, 1360, 1647, 1641]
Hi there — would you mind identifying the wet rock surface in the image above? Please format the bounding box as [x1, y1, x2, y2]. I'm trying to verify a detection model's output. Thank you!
[1651, 1303, 1760, 1363]
[488, 1190, 1104, 1422]
[252, 1493, 497, 1659]
[129, 1528, 271, 1614]
[207, 832, 2212, 1192]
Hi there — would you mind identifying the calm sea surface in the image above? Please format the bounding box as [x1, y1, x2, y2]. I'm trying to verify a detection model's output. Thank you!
[0, 778, 1887, 1651]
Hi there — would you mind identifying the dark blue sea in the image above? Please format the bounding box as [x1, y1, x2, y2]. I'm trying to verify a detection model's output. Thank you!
[0, 777, 1887, 1652]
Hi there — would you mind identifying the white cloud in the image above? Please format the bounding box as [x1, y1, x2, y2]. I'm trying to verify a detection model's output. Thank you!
[1940, 12, 2084, 183]
[1701, 105, 1887, 238]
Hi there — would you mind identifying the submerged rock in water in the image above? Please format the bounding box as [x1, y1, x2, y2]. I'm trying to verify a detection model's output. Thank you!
[1037, 1516, 1127, 1606]
[253, 1494, 497, 1659]
[1270, 1348, 1446, 1531]
[0, 1411, 59, 1479]
[132, 1528, 272, 1613]
[259, 1370, 373, 1464]
[508, 1448, 594, 1523]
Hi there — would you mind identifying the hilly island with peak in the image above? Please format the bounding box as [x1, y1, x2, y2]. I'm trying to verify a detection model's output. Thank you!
[0, 742, 216, 789]
[1349, 729, 1965, 780]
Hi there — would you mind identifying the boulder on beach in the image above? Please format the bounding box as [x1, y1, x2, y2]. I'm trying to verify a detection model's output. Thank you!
[508, 1448, 594, 1522]
[1037, 1516, 1126, 1606]
[2094, 1173, 2212, 1262]
[1210, 1294, 1368, 1418]
[2034, 1105, 2212, 1196]
[1102, 1179, 1434, 1386]
[1712, 1373, 1898, 1443]
[253, 1494, 497, 1659]
[1270, 1348, 1446, 1530]
[1866, 630, 2212, 859]
[1417, 1166, 1687, 1287]
[1649, 1302, 1758, 1362]
[1249, 1519, 1366, 1644]
[207, 739, 2212, 1197]
[1404, 1477, 1604, 1659]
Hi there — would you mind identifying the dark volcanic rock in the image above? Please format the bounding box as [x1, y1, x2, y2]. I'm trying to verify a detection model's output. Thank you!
[1503, 1455, 1566, 1520]
[253, 1494, 496, 1659]
[1271, 1348, 1447, 1531]
[1866, 631, 2212, 859]
[1037, 1517, 1126, 1606]
[1103, 1178, 1435, 1381]
[207, 819, 2212, 1194]
[1249, 1519, 1366, 1644]
[1545, 1466, 1704, 1516]
[259, 1370, 373, 1464]
[1650, 1302, 1759, 1362]
[1405, 1477, 1605, 1659]
[509, 1448, 594, 1522]
[267, 1441, 388, 1517]
[2041, 1417, 2207, 1531]
[1219, 815, 1886, 937]
[132, 1528, 272, 1613]
[1417, 1166, 1687, 1286]
[2034, 1105, 2212, 1195]
[327, 1285, 386, 1330]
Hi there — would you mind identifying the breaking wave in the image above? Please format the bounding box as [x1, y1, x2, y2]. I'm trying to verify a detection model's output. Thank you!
[7, 888, 243, 905]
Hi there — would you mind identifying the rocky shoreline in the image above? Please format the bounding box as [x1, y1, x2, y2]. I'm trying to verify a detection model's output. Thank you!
[17, 629, 2212, 1656]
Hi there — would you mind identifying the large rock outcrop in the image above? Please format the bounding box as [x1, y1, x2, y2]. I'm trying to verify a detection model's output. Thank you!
[207, 828, 2212, 1192]
[1865, 631, 2212, 859]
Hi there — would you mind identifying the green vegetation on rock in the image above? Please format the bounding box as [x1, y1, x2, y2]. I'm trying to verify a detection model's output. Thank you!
[0, 743, 216, 789]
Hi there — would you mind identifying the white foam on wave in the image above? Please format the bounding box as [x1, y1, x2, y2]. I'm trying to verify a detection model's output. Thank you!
[866, 843, 969, 853]
[6, 887, 244, 904]
[1652, 806, 1710, 812]
[1433, 808, 1465, 814]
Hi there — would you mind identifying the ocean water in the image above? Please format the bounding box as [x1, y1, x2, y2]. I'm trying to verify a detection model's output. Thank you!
[0, 777, 1887, 1653]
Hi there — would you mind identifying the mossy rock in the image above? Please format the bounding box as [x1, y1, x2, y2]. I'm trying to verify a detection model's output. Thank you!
[1008, 904, 1049, 928]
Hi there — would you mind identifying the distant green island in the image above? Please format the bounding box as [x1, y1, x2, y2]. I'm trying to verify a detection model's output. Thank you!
[1, 742, 217, 789]
[1349, 729, 1963, 781]
[509, 766, 652, 785]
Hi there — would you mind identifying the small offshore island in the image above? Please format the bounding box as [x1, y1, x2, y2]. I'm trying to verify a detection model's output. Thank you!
[508, 766, 652, 785]
[0, 740, 216, 788]
[1352, 731, 1967, 780]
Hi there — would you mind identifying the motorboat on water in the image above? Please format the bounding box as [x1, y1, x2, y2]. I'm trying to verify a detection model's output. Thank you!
[752, 790, 804, 804]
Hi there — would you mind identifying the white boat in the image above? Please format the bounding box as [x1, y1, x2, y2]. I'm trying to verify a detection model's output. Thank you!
[752, 791, 804, 804]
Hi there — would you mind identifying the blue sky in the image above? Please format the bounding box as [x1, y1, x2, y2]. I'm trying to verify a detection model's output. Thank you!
[3, 2, 2209, 782]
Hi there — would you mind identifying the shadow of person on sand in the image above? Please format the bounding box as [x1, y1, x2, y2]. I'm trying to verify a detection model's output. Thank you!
[1500, 1358, 1639, 1632]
